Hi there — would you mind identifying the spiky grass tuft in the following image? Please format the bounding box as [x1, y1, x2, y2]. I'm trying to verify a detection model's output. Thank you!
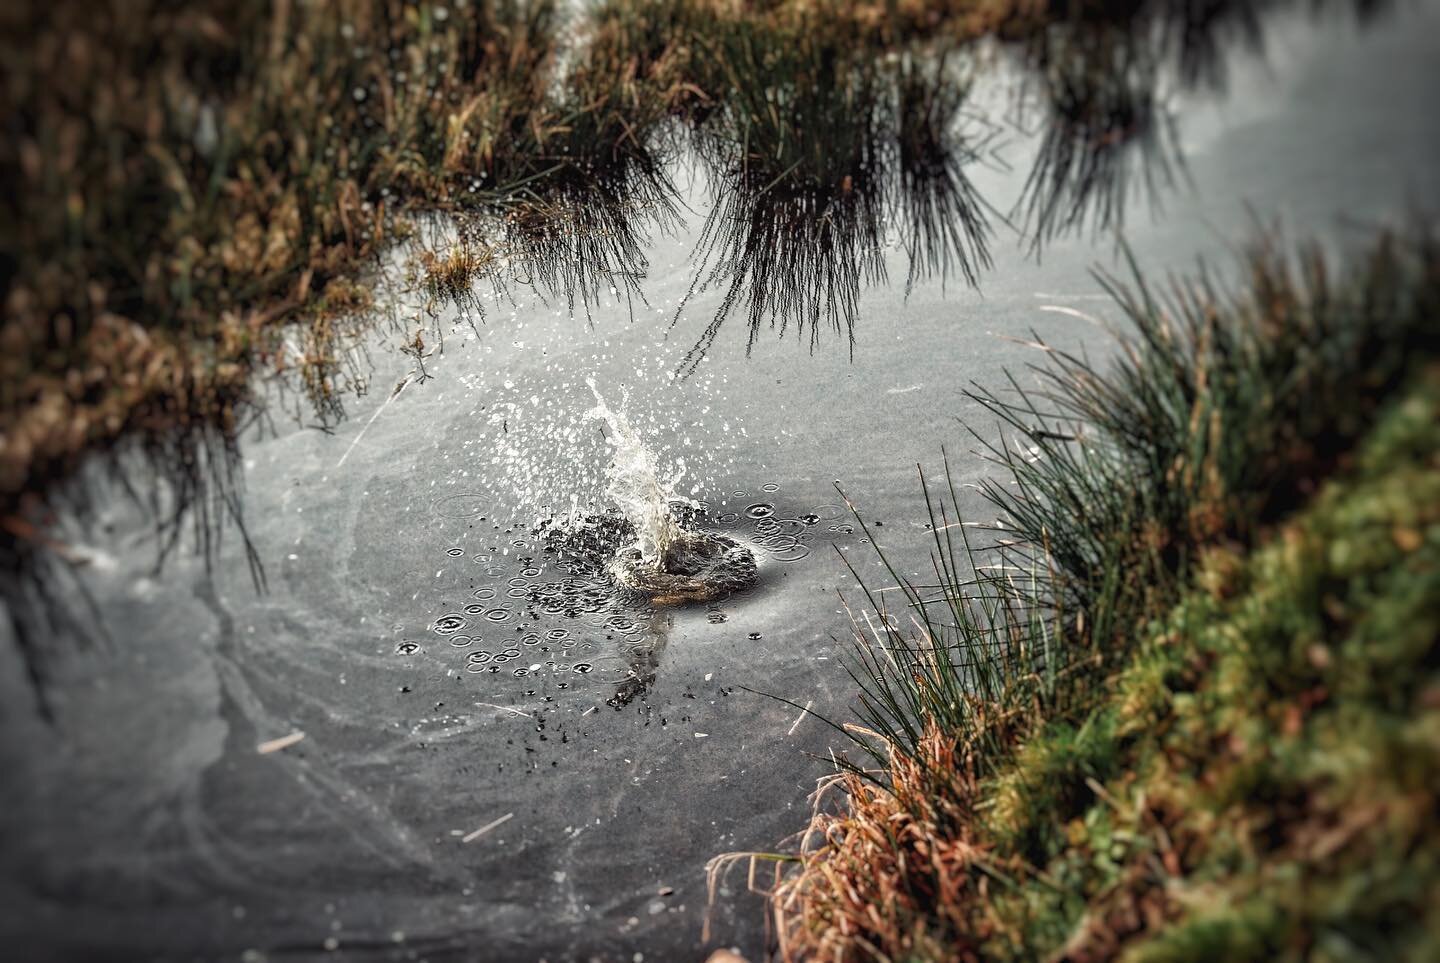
[749, 226, 1440, 961]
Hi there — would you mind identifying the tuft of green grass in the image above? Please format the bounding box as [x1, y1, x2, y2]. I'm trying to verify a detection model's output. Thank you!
[753, 227, 1440, 961]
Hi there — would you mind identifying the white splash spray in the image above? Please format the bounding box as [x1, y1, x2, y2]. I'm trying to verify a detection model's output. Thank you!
[585, 378, 687, 568]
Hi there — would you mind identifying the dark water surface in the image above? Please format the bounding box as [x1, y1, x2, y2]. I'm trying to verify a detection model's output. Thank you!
[3, 5, 1440, 961]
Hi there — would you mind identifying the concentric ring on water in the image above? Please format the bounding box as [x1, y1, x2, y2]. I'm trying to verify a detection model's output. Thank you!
[433, 493, 490, 518]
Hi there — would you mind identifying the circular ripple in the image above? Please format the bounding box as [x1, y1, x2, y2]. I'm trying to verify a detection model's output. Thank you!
[484, 608, 513, 624]
[395, 641, 421, 655]
[760, 482, 780, 493]
[769, 518, 807, 537]
[756, 533, 799, 554]
[769, 541, 812, 562]
[449, 634, 476, 648]
[433, 493, 490, 518]
[753, 518, 781, 537]
[431, 614, 467, 635]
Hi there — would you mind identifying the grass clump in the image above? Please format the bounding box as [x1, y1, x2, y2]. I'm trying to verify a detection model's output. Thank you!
[736, 226, 1440, 961]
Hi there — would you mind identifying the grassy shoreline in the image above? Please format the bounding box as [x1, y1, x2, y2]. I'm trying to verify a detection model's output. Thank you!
[740, 229, 1440, 960]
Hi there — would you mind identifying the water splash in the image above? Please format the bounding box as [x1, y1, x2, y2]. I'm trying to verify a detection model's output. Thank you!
[585, 379, 686, 569]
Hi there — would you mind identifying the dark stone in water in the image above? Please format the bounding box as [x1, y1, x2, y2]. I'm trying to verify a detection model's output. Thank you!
[611, 531, 757, 604]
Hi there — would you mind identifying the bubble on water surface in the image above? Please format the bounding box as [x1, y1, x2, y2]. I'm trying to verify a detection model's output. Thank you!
[744, 503, 774, 519]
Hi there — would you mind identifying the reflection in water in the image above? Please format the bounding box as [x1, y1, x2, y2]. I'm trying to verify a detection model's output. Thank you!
[415, 1, 1386, 373]
[608, 614, 671, 709]
[1014, 26, 1183, 249]
[491, 168, 677, 321]
[675, 53, 990, 373]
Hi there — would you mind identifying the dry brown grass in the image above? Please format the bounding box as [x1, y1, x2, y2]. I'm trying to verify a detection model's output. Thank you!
[769, 723, 1011, 962]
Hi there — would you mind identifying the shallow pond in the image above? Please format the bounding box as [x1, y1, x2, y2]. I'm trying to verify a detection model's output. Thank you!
[3, 4, 1439, 960]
